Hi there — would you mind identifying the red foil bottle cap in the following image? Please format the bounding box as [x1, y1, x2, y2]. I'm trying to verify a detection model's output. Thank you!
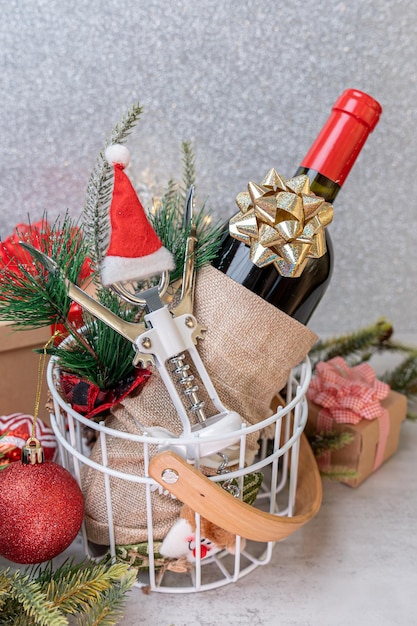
[300, 89, 382, 186]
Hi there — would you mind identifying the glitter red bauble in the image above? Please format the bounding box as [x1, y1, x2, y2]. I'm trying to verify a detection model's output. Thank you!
[0, 460, 84, 564]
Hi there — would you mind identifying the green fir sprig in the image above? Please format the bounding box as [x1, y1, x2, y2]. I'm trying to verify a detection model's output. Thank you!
[0, 214, 90, 331]
[0, 558, 136, 625]
[150, 141, 224, 283]
[319, 466, 359, 481]
[307, 431, 358, 481]
[82, 102, 143, 270]
[308, 431, 354, 458]
[309, 318, 417, 420]
[50, 289, 139, 389]
[306, 318, 417, 475]
[309, 317, 394, 369]
[0, 215, 137, 388]
[181, 140, 196, 196]
[381, 351, 417, 420]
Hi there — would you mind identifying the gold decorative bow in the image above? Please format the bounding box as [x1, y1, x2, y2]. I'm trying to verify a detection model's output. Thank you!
[229, 169, 334, 277]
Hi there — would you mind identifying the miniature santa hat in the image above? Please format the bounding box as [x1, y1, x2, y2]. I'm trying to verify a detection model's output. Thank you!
[101, 144, 175, 286]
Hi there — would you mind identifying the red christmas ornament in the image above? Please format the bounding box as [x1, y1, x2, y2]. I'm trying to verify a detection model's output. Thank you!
[0, 439, 84, 564]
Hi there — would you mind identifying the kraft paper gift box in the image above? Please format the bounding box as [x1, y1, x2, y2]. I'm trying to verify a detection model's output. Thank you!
[0, 321, 51, 419]
[305, 357, 407, 488]
[306, 389, 407, 487]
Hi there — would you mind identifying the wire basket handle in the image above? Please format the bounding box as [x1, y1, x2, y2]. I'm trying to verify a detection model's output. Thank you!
[149, 433, 322, 543]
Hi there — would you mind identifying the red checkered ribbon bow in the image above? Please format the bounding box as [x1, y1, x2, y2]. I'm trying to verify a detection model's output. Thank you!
[307, 356, 391, 470]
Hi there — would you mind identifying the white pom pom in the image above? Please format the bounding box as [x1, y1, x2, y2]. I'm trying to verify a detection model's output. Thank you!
[105, 144, 131, 168]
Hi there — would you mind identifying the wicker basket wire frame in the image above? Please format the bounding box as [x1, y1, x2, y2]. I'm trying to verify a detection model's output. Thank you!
[47, 356, 312, 593]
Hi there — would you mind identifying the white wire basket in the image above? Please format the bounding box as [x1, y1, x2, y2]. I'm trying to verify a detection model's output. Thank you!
[47, 355, 318, 593]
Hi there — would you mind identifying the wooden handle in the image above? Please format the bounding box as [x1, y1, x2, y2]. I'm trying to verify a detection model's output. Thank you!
[148, 433, 322, 543]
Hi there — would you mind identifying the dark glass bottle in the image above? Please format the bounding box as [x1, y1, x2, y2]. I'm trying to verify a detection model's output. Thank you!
[212, 89, 382, 325]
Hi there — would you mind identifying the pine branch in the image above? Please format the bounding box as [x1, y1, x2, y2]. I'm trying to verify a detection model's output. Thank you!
[309, 318, 394, 368]
[309, 318, 417, 420]
[82, 102, 143, 269]
[307, 431, 357, 482]
[76, 570, 137, 626]
[45, 559, 135, 617]
[0, 558, 136, 626]
[46, 567, 113, 615]
[381, 351, 417, 407]
[149, 145, 224, 283]
[49, 289, 138, 388]
[150, 195, 223, 284]
[0, 214, 137, 388]
[8, 571, 67, 626]
[2, 216, 141, 388]
[180, 140, 196, 198]
[150, 181, 185, 268]
[0, 570, 12, 612]
[308, 431, 354, 457]
[0, 214, 91, 331]
[319, 466, 358, 481]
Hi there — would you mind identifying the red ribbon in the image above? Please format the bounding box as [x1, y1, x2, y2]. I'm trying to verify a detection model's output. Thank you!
[59, 368, 151, 419]
[1, 221, 47, 277]
[0, 220, 92, 343]
[307, 356, 391, 471]
[0, 221, 91, 280]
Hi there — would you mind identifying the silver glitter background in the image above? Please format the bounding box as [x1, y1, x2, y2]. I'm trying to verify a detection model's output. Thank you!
[1, 0, 417, 335]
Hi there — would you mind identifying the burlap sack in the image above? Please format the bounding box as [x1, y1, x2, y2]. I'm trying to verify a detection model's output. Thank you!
[81, 265, 317, 546]
[193, 266, 317, 426]
[81, 395, 183, 546]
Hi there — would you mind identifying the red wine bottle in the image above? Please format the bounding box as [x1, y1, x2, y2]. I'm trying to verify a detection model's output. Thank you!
[212, 89, 382, 324]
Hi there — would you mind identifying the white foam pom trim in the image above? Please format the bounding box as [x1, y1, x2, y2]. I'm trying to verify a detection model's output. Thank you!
[101, 246, 175, 286]
[104, 144, 131, 168]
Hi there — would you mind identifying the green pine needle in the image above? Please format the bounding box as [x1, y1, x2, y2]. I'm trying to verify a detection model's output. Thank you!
[180, 140, 196, 196]
[48, 288, 139, 388]
[309, 317, 417, 420]
[0, 558, 136, 626]
[0, 570, 12, 614]
[82, 102, 143, 269]
[149, 141, 224, 283]
[45, 560, 135, 617]
[381, 351, 417, 394]
[150, 193, 224, 283]
[76, 570, 137, 626]
[0, 214, 137, 389]
[308, 431, 354, 458]
[5, 571, 66, 626]
[309, 317, 394, 368]
[0, 214, 91, 331]
[319, 466, 359, 481]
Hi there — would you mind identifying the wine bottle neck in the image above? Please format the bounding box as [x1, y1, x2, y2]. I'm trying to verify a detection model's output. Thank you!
[299, 89, 382, 186]
[294, 166, 341, 203]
